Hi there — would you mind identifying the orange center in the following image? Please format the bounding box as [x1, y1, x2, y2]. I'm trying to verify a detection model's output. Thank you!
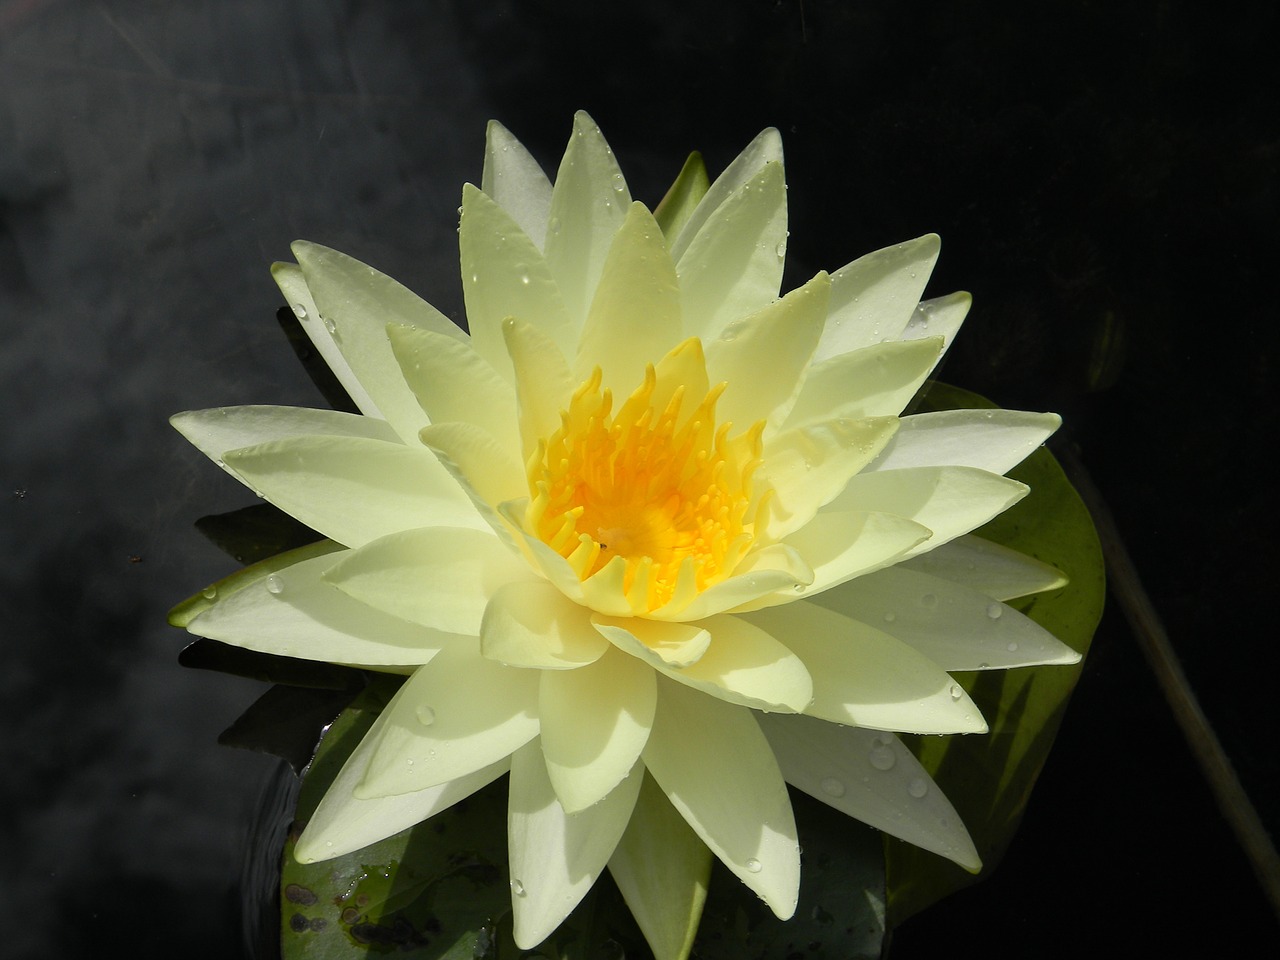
[526, 352, 764, 612]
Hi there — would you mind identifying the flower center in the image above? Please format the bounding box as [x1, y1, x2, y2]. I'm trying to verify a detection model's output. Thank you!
[526, 345, 764, 613]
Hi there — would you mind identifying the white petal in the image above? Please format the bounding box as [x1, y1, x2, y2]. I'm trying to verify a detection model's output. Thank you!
[543, 111, 630, 337]
[608, 773, 711, 960]
[539, 647, 656, 811]
[356, 641, 538, 798]
[654, 544, 813, 621]
[272, 261, 376, 417]
[598, 614, 811, 713]
[668, 126, 782, 263]
[810, 566, 1080, 671]
[901, 534, 1068, 601]
[677, 160, 787, 342]
[705, 272, 828, 429]
[296, 735, 509, 863]
[188, 547, 459, 665]
[171, 405, 399, 476]
[508, 741, 642, 948]
[768, 510, 931, 601]
[828, 466, 1028, 561]
[222, 436, 483, 548]
[482, 119, 553, 249]
[419, 420, 526, 512]
[866, 409, 1061, 476]
[503, 314, 575, 463]
[759, 714, 981, 871]
[642, 680, 799, 919]
[292, 242, 463, 444]
[575, 202, 683, 393]
[459, 182, 574, 380]
[783, 337, 943, 432]
[386, 323, 520, 455]
[757, 417, 901, 540]
[742, 601, 986, 734]
[324, 527, 532, 635]
[481, 579, 609, 669]
[899, 291, 971, 356]
[813, 234, 941, 362]
[593, 617, 711, 667]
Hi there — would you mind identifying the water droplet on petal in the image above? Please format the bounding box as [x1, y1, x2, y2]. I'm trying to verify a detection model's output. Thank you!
[986, 602, 1003, 620]
[949, 683, 963, 700]
[869, 740, 897, 771]
[201, 584, 217, 600]
[775, 241, 787, 258]
[907, 777, 929, 798]
[291, 303, 308, 320]
[883, 611, 897, 623]
[745, 858, 762, 873]
[415, 705, 436, 726]
[1006, 640, 1019, 652]
[265, 575, 284, 595]
[511, 879, 526, 896]
[611, 173, 626, 193]
[820, 777, 846, 798]
[322, 316, 337, 334]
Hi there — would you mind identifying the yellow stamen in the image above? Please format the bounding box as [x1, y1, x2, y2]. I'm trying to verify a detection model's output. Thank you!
[526, 338, 763, 613]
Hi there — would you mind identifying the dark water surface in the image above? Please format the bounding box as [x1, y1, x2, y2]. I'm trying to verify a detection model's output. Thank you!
[3, 2, 1276, 957]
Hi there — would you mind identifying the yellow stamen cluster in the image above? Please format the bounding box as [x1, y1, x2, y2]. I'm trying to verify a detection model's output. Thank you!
[527, 351, 764, 613]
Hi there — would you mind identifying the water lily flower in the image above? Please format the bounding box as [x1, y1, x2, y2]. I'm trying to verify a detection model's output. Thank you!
[173, 112, 1079, 958]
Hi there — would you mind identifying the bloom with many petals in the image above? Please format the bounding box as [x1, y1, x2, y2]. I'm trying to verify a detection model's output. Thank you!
[174, 112, 1078, 957]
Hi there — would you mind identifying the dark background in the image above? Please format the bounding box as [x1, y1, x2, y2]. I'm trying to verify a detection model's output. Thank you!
[2, 1, 1276, 957]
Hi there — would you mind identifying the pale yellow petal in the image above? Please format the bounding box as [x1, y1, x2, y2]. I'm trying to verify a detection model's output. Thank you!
[386, 322, 520, 455]
[677, 160, 787, 342]
[356, 641, 538, 798]
[543, 111, 630, 337]
[324, 527, 532, 635]
[508, 742, 642, 948]
[480, 579, 608, 669]
[482, 119, 553, 249]
[783, 337, 943, 431]
[704, 271, 829, 429]
[642, 680, 799, 919]
[539, 647, 656, 812]
[743, 601, 986, 734]
[575, 202, 683, 392]
[459, 182, 573, 379]
[222, 436, 483, 549]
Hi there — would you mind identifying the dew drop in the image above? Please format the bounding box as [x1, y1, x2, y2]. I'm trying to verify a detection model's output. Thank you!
[322, 316, 337, 334]
[882, 611, 897, 623]
[907, 777, 929, 799]
[415, 705, 436, 726]
[745, 858, 762, 873]
[520, 274, 530, 285]
[201, 584, 217, 600]
[291, 303, 308, 320]
[820, 777, 846, 798]
[868, 739, 897, 771]
[265, 575, 284, 595]
[1006, 640, 1020, 652]
[548, 216, 562, 235]
[775, 241, 787, 258]
[611, 173, 626, 193]
[986, 602, 1003, 620]
[511, 879, 526, 896]
[949, 683, 963, 700]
